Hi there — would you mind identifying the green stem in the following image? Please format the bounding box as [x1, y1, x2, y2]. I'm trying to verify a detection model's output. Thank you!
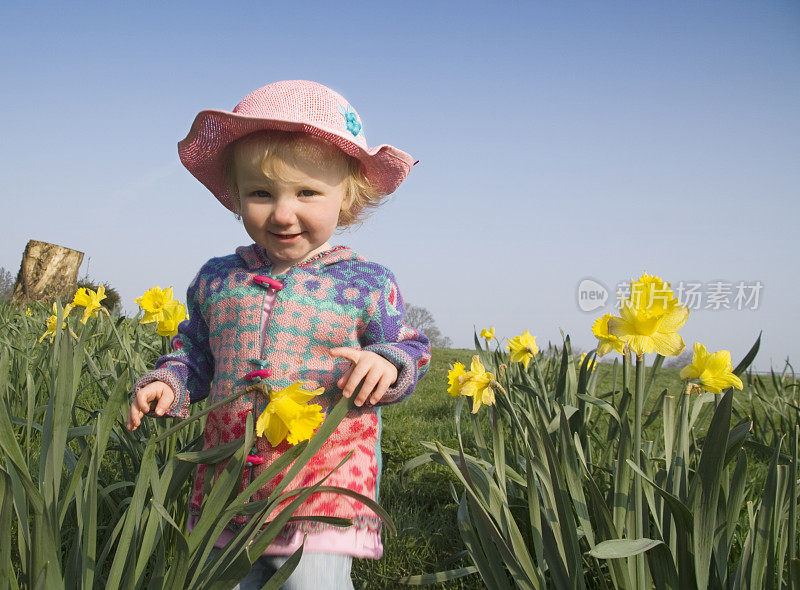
[103, 309, 135, 370]
[789, 425, 798, 568]
[633, 354, 647, 587]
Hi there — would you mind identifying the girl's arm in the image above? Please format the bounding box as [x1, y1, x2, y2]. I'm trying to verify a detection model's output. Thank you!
[359, 272, 431, 405]
[131, 270, 214, 419]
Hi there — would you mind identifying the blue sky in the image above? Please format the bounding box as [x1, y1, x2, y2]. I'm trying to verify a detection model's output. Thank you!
[1, 1, 798, 368]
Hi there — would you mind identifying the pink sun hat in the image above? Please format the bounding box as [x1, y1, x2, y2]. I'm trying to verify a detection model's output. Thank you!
[178, 80, 416, 212]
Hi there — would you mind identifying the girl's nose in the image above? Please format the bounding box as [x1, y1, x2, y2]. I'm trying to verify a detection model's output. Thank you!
[270, 197, 297, 226]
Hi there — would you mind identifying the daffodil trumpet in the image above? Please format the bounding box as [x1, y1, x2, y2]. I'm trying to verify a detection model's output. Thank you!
[255, 382, 326, 447]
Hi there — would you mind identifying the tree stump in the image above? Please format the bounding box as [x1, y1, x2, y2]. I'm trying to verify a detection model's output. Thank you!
[10, 240, 84, 305]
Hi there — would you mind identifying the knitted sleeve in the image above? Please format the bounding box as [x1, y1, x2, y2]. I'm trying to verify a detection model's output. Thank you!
[362, 273, 431, 405]
[132, 268, 214, 419]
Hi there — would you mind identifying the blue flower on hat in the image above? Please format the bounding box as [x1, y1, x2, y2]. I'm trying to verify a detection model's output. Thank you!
[338, 104, 362, 137]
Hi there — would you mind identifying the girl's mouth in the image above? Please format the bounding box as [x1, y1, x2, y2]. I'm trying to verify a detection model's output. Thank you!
[270, 232, 302, 242]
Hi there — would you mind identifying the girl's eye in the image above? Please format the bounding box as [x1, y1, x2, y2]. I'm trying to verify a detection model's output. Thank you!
[252, 190, 271, 198]
[299, 190, 318, 197]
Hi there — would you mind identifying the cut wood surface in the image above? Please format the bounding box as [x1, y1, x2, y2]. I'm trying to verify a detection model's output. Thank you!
[10, 239, 84, 304]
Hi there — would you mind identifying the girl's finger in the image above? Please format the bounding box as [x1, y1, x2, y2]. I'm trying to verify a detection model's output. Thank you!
[128, 407, 142, 430]
[137, 389, 154, 413]
[342, 361, 371, 399]
[154, 401, 167, 416]
[154, 389, 174, 416]
[330, 347, 360, 363]
[369, 373, 395, 405]
[355, 369, 382, 407]
[337, 367, 353, 390]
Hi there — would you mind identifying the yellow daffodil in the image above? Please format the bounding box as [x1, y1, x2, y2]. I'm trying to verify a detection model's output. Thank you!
[156, 300, 187, 337]
[460, 356, 497, 414]
[25, 308, 33, 317]
[607, 273, 689, 357]
[447, 362, 467, 396]
[579, 352, 596, 373]
[506, 329, 538, 369]
[135, 286, 175, 324]
[71, 285, 107, 324]
[39, 303, 73, 342]
[592, 314, 626, 357]
[679, 343, 743, 394]
[256, 382, 326, 447]
[480, 327, 495, 341]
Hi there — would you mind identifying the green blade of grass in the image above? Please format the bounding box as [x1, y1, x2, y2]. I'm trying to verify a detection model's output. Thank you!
[456, 491, 513, 590]
[394, 565, 480, 585]
[733, 333, 761, 377]
[258, 544, 304, 590]
[589, 538, 662, 559]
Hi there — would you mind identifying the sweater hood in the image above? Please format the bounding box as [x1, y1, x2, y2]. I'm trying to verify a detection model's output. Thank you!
[235, 243, 365, 272]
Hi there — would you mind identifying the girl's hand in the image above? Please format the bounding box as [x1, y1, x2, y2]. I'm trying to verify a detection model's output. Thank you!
[126, 381, 176, 431]
[330, 348, 398, 407]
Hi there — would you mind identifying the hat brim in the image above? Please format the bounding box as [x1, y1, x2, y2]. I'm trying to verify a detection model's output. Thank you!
[178, 109, 415, 212]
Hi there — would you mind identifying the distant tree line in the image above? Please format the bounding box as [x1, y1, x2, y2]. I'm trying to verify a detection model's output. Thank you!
[404, 303, 452, 348]
[0, 267, 14, 301]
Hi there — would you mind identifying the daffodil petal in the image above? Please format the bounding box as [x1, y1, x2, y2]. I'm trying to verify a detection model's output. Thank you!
[658, 305, 689, 332]
[607, 315, 634, 338]
[706, 350, 733, 373]
[255, 408, 271, 437]
[680, 364, 700, 380]
[596, 341, 613, 357]
[267, 419, 288, 448]
[692, 343, 709, 365]
[625, 335, 656, 356]
[651, 332, 685, 357]
[471, 393, 482, 414]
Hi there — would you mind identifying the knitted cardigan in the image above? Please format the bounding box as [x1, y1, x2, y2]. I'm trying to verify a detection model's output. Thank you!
[134, 243, 430, 534]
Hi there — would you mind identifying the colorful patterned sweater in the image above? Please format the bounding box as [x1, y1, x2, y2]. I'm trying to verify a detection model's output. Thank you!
[134, 243, 430, 535]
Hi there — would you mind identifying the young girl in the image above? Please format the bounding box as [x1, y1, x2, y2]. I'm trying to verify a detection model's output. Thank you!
[126, 80, 430, 588]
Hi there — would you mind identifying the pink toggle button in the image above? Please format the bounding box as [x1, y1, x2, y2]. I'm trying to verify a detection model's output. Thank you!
[245, 369, 272, 381]
[245, 454, 265, 465]
[254, 276, 284, 290]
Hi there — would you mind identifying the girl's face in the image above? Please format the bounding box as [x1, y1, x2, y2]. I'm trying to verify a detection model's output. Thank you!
[233, 139, 349, 275]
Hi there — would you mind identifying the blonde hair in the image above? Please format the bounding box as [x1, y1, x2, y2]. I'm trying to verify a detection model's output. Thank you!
[223, 131, 383, 227]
